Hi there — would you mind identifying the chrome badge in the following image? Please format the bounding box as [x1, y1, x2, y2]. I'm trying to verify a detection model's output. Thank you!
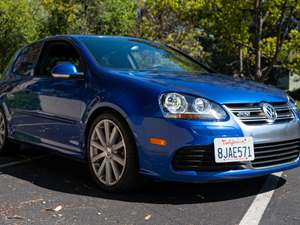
[261, 103, 277, 123]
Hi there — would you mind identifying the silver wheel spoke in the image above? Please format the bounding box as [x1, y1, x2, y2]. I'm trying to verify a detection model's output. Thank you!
[95, 127, 106, 147]
[112, 154, 125, 166]
[91, 141, 106, 152]
[97, 158, 106, 176]
[110, 160, 120, 180]
[109, 127, 118, 145]
[104, 120, 110, 145]
[92, 152, 106, 163]
[112, 141, 124, 151]
[105, 159, 112, 184]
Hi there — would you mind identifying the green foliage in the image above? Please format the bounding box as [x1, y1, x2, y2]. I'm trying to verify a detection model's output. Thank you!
[137, 0, 208, 61]
[0, 0, 39, 73]
[39, 0, 137, 36]
[281, 29, 300, 74]
[1, 0, 300, 82]
[95, 0, 137, 35]
[40, 0, 85, 35]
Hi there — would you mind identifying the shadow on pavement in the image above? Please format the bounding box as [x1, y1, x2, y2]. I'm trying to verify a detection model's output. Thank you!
[0, 147, 286, 205]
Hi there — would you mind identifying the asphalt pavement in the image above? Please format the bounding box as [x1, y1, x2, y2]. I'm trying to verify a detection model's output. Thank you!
[0, 145, 299, 225]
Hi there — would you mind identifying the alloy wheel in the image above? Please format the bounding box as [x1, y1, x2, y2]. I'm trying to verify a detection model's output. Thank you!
[90, 119, 126, 186]
[0, 111, 6, 147]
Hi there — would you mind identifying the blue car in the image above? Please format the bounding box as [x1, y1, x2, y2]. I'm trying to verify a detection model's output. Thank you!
[1, 35, 300, 192]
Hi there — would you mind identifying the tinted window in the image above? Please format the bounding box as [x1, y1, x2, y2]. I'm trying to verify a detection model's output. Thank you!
[35, 41, 83, 77]
[79, 37, 207, 73]
[13, 42, 42, 76]
[2, 49, 21, 79]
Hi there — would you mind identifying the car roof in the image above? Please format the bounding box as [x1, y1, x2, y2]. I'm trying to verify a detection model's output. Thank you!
[20, 35, 151, 52]
[41, 34, 149, 43]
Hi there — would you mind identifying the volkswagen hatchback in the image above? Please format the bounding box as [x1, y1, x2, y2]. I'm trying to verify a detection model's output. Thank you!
[1, 35, 300, 192]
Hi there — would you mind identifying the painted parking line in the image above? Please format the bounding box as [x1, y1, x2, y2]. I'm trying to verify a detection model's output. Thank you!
[239, 172, 283, 225]
[0, 155, 47, 169]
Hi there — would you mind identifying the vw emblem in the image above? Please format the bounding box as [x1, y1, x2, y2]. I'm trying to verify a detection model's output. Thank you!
[261, 103, 277, 123]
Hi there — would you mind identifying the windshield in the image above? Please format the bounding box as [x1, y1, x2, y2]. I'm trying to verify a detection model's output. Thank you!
[78, 36, 208, 73]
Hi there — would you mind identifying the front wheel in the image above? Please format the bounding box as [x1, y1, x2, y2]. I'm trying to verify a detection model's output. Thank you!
[87, 113, 142, 192]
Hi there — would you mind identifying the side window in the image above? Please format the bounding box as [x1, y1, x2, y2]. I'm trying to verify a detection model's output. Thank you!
[13, 42, 42, 76]
[2, 49, 21, 79]
[35, 41, 83, 77]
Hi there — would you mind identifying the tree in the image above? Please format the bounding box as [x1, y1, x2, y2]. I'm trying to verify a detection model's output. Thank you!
[100, 0, 137, 35]
[1, 0, 300, 84]
[39, 0, 137, 36]
[83, 0, 137, 35]
[0, 0, 39, 73]
[190, 0, 300, 81]
[39, 0, 85, 36]
[252, 0, 299, 81]
[136, 0, 208, 61]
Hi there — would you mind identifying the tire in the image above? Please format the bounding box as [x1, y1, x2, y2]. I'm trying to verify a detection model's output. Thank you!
[0, 108, 10, 155]
[87, 112, 142, 192]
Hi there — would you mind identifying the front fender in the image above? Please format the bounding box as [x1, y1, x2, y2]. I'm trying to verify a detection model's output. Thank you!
[81, 72, 164, 158]
[82, 100, 134, 132]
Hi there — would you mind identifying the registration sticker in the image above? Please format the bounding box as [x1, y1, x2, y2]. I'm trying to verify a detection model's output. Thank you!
[214, 137, 255, 163]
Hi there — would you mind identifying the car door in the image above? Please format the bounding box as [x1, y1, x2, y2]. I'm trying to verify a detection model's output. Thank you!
[5, 42, 44, 140]
[10, 40, 88, 154]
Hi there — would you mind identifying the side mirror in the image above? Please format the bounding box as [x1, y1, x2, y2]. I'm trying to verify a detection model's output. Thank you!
[51, 63, 84, 79]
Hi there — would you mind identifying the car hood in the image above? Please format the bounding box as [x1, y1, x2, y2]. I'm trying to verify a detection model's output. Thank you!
[121, 71, 287, 104]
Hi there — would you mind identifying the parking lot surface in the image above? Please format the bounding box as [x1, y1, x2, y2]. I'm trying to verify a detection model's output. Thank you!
[0, 146, 299, 225]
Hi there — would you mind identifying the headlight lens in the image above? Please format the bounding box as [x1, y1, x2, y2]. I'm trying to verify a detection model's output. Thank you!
[163, 93, 188, 114]
[288, 95, 299, 112]
[160, 93, 227, 120]
[193, 98, 211, 113]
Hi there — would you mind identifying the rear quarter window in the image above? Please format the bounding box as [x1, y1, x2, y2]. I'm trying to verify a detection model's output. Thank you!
[0, 49, 21, 80]
[12, 42, 43, 76]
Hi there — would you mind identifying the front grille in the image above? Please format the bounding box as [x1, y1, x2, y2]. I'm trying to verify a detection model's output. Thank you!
[172, 146, 242, 171]
[172, 139, 300, 171]
[252, 139, 300, 168]
[226, 102, 294, 125]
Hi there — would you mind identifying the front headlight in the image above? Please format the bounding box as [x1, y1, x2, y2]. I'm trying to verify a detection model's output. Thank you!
[288, 95, 300, 112]
[160, 93, 227, 120]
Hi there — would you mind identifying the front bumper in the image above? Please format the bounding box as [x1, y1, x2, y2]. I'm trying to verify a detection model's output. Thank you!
[156, 158, 300, 183]
[134, 111, 300, 183]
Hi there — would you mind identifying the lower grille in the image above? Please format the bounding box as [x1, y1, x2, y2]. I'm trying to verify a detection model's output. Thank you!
[173, 139, 300, 171]
[172, 146, 242, 171]
[252, 139, 300, 168]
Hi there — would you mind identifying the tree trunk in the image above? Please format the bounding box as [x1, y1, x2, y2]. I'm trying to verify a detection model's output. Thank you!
[239, 46, 244, 77]
[254, 0, 263, 81]
[263, 0, 291, 81]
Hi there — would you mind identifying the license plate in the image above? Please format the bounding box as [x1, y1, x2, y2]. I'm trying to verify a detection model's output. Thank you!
[214, 137, 255, 163]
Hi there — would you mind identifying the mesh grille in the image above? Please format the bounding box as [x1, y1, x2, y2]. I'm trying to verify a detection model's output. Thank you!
[172, 146, 242, 171]
[252, 139, 300, 168]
